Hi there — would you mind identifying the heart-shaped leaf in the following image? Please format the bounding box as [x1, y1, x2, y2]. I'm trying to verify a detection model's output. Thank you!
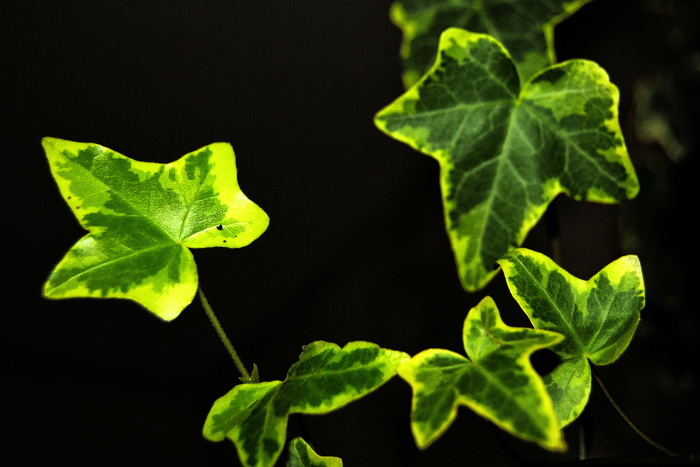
[203, 341, 409, 467]
[287, 437, 343, 467]
[375, 28, 639, 291]
[390, 0, 591, 87]
[397, 296, 565, 451]
[42, 137, 269, 320]
[498, 248, 645, 426]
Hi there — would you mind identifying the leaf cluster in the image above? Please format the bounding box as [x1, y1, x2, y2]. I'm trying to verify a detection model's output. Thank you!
[41, 0, 653, 465]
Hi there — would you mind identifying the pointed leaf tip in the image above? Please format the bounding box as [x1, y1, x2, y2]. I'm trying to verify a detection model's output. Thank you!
[398, 296, 566, 451]
[375, 28, 639, 291]
[203, 341, 408, 467]
[390, 0, 593, 87]
[42, 137, 269, 320]
[498, 248, 645, 425]
[288, 437, 343, 467]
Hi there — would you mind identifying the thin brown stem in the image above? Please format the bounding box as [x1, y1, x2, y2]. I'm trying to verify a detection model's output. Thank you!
[593, 369, 678, 457]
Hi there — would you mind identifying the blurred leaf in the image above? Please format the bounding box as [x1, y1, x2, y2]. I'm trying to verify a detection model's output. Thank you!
[634, 0, 700, 164]
[287, 437, 342, 467]
[390, 0, 591, 87]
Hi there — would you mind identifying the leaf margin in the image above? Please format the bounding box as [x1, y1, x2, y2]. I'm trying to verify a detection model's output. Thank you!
[42, 136, 269, 320]
[397, 296, 566, 451]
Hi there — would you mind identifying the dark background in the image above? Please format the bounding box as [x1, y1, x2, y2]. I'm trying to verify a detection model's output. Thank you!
[4, 1, 699, 465]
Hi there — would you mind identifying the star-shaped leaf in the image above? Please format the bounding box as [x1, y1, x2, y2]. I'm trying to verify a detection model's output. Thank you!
[390, 0, 591, 87]
[287, 437, 343, 467]
[397, 296, 565, 451]
[42, 137, 269, 320]
[375, 28, 639, 291]
[203, 341, 409, 467]
[498, 248, 645, 426]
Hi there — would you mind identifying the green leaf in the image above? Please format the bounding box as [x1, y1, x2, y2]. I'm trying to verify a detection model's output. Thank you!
[375, 28, 639, 291]
[42, 137, 269, 320]
[203, 341, 409, 467]
[498, 248, 645, 426]
[390, 0, 591, 87]
[287, 437, 343, 467]
[397, 296, 565, 451]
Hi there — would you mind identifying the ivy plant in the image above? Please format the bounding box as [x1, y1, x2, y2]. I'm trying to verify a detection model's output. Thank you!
[203, 341, 408, 467]
[397, 295, 565, 451]
[390, 0, 592, 87]
[375, 28, 639, 291]
[498, 248, 645, 427]
[397, 248, 645, 452]
[40, 0, 691, 464]
[287, 437, 343, 467]
[42, 137, 268, 320]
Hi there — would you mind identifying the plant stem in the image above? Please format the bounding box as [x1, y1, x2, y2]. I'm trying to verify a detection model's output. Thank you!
[544, 200, 563, 265]
[593, 369, 678, 457]
[576, 418, 587, 460]
[198, 287, 252, 382]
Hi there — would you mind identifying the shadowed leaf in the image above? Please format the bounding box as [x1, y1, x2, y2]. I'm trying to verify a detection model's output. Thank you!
[391, 0, 591, 87]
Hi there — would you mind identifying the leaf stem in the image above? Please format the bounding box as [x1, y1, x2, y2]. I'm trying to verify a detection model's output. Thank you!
[544, 200, 563, 265]
[198, 287, 255, 383]
[593, 369, 678, 456]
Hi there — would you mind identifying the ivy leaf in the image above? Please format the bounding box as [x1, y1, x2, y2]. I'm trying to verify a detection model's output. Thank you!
[390, 0, 591, 87]
[42, 137, 269, 320]
[397, 296, 565, 451]
[498, 248, 645, 426]
[203, 341, 409, 467]
[375, 28, 639, 291]
[287, 437, 343, 467]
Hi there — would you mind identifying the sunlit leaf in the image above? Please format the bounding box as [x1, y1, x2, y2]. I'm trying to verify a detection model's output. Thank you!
[397, 297, 565, 451]
[287, 437, 343, 467]
[203, 341, 409, 467]
[42, 137, 269, 320]
[390, 0, 591, 87]
[375, 28, 639, 291]
[498, 248, 645, 426]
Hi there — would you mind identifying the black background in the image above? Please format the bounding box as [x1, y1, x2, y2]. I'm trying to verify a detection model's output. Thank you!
[4, 1, 699, 465]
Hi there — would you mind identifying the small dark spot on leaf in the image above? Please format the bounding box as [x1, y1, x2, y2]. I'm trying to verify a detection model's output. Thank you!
[67, 196, 72, 200]
[216, 224, 223, 230]
[223, 240, 227, 243]
[75, 206, 81, 209]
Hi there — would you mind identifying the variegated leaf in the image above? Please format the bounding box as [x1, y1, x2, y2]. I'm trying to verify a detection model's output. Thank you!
[375, 28, 639, 291]
[390, 0, 591, 87]
[287, 437, 343, 467]
[498, 248, 645, 426]
[203, 341, 408, 467]
[42, 137, 269, 320]
[397, 297, 565, 451]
